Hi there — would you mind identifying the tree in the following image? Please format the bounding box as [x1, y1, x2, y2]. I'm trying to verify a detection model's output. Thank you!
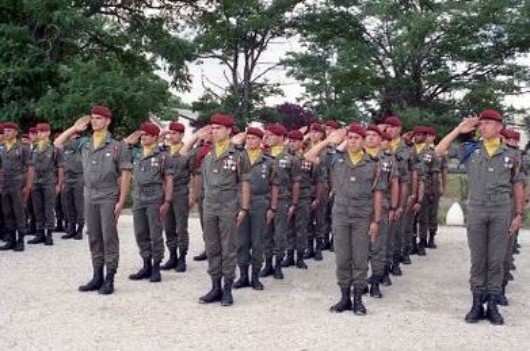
[285, 0, 530, 134]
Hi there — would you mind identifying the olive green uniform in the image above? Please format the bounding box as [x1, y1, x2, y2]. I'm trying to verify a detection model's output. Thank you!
[62, 140, 85, 229]
[418, 146, 444, 245]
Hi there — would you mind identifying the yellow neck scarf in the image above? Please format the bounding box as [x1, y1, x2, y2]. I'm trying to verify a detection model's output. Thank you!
[170, 142, 183, 156]
[484, 138, 501, 157]
[415, 142, 426, 154]
[5, 138, 17, 151]
[390, 137, 401, 153]
[143, 144, 157, 157]
[37, 138, 50, 151]
[365, 147, 379, 158]
[93, 130, 107, 149]
[271, 145, 284, 157]
[247, 148, 261, 166]
[214, 138, 230, 157]
[348, 150, 364, 165]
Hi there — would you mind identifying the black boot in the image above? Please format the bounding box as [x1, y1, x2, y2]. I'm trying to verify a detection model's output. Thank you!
[497, 284, 509, 306]
[329, 287, 352, 313]
[296, 250, 308, 269]
[0, 230, 16, 251]
[176, 249, 187, 272]
[513, 246, 520, 255]
[486, 294, 504, 325]
[509, 261, 516, 271]
[250, 267, 264, 290]
[304, 239, 315, 259]
[391, 254, 402, 276]
[273, 256, 284, 280]
[150, 260, 161, 283]
[199, 278, 223, 304]
[193, 250, 208, 261]
[79, 266, 104, 292]
[314, 239, 323, 261]
[28, 229, 45, 244]
[369, 277, 383, 298]
[352, 288, 367, 316]
[427, 233, 437, 249]
[99, 268, 116, 295]
[417, 239, 427, 256]
[13, 231, 25, 252]
[260, 258, 274, 278]
[464, 292, 485, 323]
[281, 250, 295, 268]
[129, 258, 153, 280]
[410, 238, 419, 255]
[54, 220, 65, 233]
[322, 236, 331, 251]
[73, 224, 84, 240]
[381, 264, 392, 286]
[220, 278, 234, 306]
[401, 246, 411, 265]
[161, 249, 178, 270]
[233, 265, 250, 289]
[61, 223, 76, 239]
[27, 222, 36, 236]
[44, 229, 54, 246]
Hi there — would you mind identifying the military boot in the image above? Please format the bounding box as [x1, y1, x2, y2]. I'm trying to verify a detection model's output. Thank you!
[352, 288, 367, 316]
[193, 250, 208, 261]
[129, 258, 153, 280]
[381, 264, 392, 286]
[150, 260, 162, 283]
[79, 266, 104, 292]
[259, 257, 274, 278]
[273, 255, 284, 280]
[296, 250, 308, 269]
[314, 239, 323, 261]
[281, 250, 295, 268]
[464, 292, 485, 323]
[199, 278, 223, 304]
[27, 229, 45, 245]
[417, 239, 427, 256]
[410, 238, 419, 255]
[13, 231, 25, 252]
[220, 278, 234, 306]
[44, 229, 54, 246]
[401, 246, 411, 264]
[391, 254, 402, 276]
[233, 265, 250, 289]
[0, 230, 16, 251]
[322, 236, 331, 251]
[497, 284, 509, 306]
[304, 238, 315, 259]
[161, 249, 178, 270]
[61, 223, 76, 239]
[54, 220, 65, 233]
[250, 266, 264, 291]
[485, 294, 504, 325]
[176, 249, 187, 272]
[427, 233, 437, 249]
[98, 268, 116, 295]
[73, 224, 84, 240]
[329, 287, 352, 313]
[369, 276, 383, 298]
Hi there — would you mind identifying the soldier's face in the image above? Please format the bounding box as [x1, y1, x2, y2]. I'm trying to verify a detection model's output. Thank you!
[37, 130, 50, 140]
[426, 135, 436, 144]
[140, 132, 157, 146]
[364, 130, 381, 149]
[309, 130, 323, 143]
[266, 133, 283, 147]
[91, 114, 111, 131]
[346, 132, 364, 152]
[414, 133, 426, 144]
[29, 132, 38, 142]
[4, 128, 17, 140]
[376, 123, 388, 133]
[210, 124, 231, 142]
[478, 120, 503, 140]
[387, 125, 401, 139]
[289, 139, 303, 152]
[168, 130, 183, 144]
[245, 134, 261, 150]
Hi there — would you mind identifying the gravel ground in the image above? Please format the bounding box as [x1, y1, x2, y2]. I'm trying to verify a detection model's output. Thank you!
[0, 216, 529, 351]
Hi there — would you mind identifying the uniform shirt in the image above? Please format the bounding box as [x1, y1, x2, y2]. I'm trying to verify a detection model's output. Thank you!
[464, 142, 525, 207]
[296, 152, 323, 199]
[74, 134, 132, 203]
[132, 147, 174, 206]
[414, 145, 444, 196]
[0, 140, 32, 187]
[169, 146, 192, 194]
[62, 139, 84, 184]
[270, 147, 301, 201]
[32, 143, 64, 185]
[330, 151, 387, 219]
[378, 150, 400, 209]
[392, 139, 413, 184]
[240, 151, 275, 198]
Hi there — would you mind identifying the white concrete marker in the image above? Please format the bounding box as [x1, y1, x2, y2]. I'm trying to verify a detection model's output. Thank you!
[446, 202, 465, 226]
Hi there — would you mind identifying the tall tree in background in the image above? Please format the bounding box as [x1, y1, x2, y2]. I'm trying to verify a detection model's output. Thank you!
[285, 0, 530, 133]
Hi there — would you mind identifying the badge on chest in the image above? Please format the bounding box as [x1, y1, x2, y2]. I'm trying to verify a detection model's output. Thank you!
[279, 158, 289, 169]
[301, 160, 312, 172]
[223, 155, 236, 171]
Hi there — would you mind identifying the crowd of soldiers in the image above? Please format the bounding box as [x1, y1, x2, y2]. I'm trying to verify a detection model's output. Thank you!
[0, 106, 525, 325]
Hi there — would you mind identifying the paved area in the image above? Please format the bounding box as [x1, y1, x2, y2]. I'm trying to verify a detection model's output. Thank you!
[0, 216, 529, 350]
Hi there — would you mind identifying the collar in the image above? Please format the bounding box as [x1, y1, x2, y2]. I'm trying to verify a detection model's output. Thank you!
[365, 147, 379, 158]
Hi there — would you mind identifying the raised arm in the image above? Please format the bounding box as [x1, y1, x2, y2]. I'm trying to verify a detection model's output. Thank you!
[435, 117, 479, 156]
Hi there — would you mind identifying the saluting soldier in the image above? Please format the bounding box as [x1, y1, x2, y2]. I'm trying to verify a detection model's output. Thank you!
[198, 114, 251, 306]
[234, 127, 278, 290]
[435, 110, 524, 325]
[55, 106, 132, 295]
[26, 127, 38, 236]
[126, 122, 174, 283]
[0, 122, 34, 252]
[27, 123, 64, 246]
[305, 124, 385, 316]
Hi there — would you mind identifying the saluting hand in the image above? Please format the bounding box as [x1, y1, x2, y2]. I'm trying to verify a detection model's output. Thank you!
[456, 116, 479, 134]
[74, 115, 91, 132]
[124, 131, 141, 145]
[326, 129, 346, 145]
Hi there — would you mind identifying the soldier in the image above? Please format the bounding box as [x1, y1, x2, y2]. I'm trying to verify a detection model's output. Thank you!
[234, 127, 278, 290]
[60, 131, 85, 240]
[161, 121, 193, 272]
[54, 106, 132, 295]
[322, 120, 341, 251]
[26, 127, 38, 236]
[27, 123, 64, 246]
[0, 122, 34, 252]
[305, 124, 385, 316]
[125, 122, 174, 283]
[435, 110, 524, 325]
[197, 114, 250, 306]
[260, 123, 300, 280]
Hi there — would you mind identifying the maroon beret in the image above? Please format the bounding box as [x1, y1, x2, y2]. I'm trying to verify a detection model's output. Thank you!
[385, 115, 402, 127]
[21, 133, 28, 139]
[324, 120, 341, 130]
[310, 123, 325, 133]
[232, 126, 240, 135]
[3, 121, 19, 130]
[501, 128, 520, 141]
[169, 121, 185, 133]
[266, 123, 287, 137]
[36, 123, 51, 132]
[425, 126, 437, 136]
[29, 127, 38, 134]
[347, 124, 366, 138]
[140, 122, 160, 136]
[246, 127, 264, 139]
[287, 130, 304, 141]
[0, 123, 3, 134]
[479, 109, 502, 122]
[91, 105, 112, 119]
[366, 125, 383, 137]
[412, 126, 429, 135]
[210, 113, 234, 128]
